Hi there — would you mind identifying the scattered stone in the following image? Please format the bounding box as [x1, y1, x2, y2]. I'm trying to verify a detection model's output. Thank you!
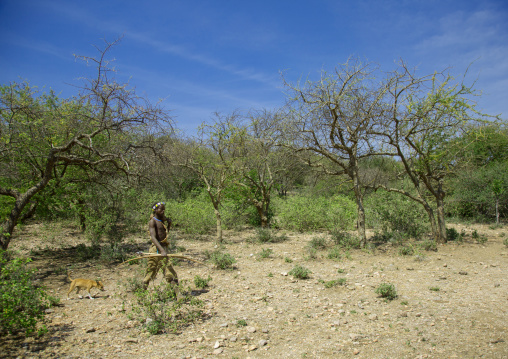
[459, 271, 468, 275]
[281, 272, 288, 276]
[353, 348, 360, 355]
[349, 333, 362, 341]
[45, 308, 55, 314]
[220, 323, 229, 328]
[229, 336, 238, 342]
[368, 314, 378, 321]
[261, 328, 269, 333]
[214, 340, 221, 349]
[213, 348, 223, 354]
[259, 339, 268, 347]
[85, 328, 96, 333]
[247, 326, 257, 333]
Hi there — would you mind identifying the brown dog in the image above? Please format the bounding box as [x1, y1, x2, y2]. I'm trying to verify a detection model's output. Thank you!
[67, 272, 105, 300]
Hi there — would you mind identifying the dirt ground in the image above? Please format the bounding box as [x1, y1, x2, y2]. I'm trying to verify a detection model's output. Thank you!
[2, 221, 507, 359]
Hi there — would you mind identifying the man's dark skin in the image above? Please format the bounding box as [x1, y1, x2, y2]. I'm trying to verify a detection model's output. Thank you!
[149, 203, 172, 256]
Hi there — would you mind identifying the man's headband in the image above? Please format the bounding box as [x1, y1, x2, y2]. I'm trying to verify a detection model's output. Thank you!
[152, 202, 165, 210]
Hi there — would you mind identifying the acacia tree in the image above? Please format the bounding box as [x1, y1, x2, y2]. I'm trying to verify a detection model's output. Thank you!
[373, 62, 489, 243]
[169, 112, 244, 242]
[233, 109, 302, 228]
[0, 39, 172, 250]
[281, 59, 389, 247]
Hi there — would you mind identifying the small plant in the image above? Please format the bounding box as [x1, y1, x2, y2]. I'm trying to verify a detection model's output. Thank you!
[322, 278, 346, 288]
[284, 257, 293, 263]
[337, 268, 345, 273]
[375, 282, 398, 301]
[503, 237, 508, 247]
[205, 250, 236, 270]
[472, 229, 479, 240]
[267, 272, 273, 277]
[330, 230, 361, 249]
[446, 227, 459, 241]
[429, 286, 440, 292]
[289, 265, 312, 279]
[193, 275, 212, 289]
[236, 319, 247, 327]
[258, 248, 273, 259]
[398, 245, 414, 256]
[401, 300, 409, 305]
[308, 236, 328, 250]
[305, 247, 317, 260]
[420, 240, 437, 251]
[327, 246, 342, 261]
[130, 282, 204, 335]
[254, 228, 288, 243]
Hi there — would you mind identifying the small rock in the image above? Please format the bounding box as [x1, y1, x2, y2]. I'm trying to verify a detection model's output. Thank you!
[261, 328, 269, 333]
[213, 348, 223, 354]
[368, 314, 378, 321]
[214, 340, 221, 349]
[353, 348, 360, 355]
[247, 344, 257, 352]
[85, 328, 96, 333]
[229, 336, 237, 342]
[247, 326, 256, 333]
[259, 339, 268, 346]
[220, 323, 229, 328]
[281, 272, 288, 276]
[459, 271, 468, 275]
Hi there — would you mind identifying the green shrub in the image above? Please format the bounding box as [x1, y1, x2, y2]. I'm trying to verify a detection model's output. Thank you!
[331, 230, 361, 249]
[366, 191, 429, 239]
[205, 250, 236, 270]
[236, 319, 247, 327]
[419, 240, 437, 251]
[322, 278, 346, 288]
[398, 245, 414, 256]
[289, 265, 312, 279]
[130, 282, 204, 334]
[305, 247, 318, 260]
[308, 236, 328, 250]
[327, 246, 342, 261]
[504, 237, 508, 247]
[375, 283, 398, 301]
[446, 227, 459, 241]
[253, 228, 288, 243]
[258, 248, 273, 259]
[284, 257, 293, 263]
[193, 275, 212, 289]
[272, 195, 356, 232]
[0, 251, 59, 336]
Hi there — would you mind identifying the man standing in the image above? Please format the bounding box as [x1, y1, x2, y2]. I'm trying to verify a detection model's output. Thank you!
[142, 202, 179, 292]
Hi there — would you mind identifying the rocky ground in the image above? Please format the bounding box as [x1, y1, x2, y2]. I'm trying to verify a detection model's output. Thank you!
[2, 221, 507, 359]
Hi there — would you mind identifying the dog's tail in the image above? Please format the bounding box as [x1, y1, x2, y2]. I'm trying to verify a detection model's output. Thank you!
[67, 271, 73, 282]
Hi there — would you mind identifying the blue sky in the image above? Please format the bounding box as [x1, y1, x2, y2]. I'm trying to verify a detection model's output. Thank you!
[1, 0, 507, 134]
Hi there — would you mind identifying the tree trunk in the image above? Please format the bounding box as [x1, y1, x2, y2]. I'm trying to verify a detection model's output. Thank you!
[435, 183, 447, 244]
[352, 169, 366, 248]
[214, 207, 222, 243]
[496, 197, 500, 225]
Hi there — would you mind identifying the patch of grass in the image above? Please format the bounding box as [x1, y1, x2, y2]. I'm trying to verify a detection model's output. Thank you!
[304, 247, 318, 260]
[375, 282, 398, 301]
[330, 230, 361, 249]
[288, 265, 312, 279]
[321, 278, 347, 288]
[503, 237, 508, 247]
[327, 246, 342, 261]
[446, 227, 459, 241]
[429, 286, 440, 292]
[193, 275, 212, 289]
[419, 240, 437, 251]
[235, 319, 247, 327]
[253, 228, 288, 243]
[204, 250, 236, 270]
[284, 257, 293, 263]
[308, 236, 328, 250]
[337, 268, 345, 273]
[398, 245, 414, 256]
[258, 248, 273, 259]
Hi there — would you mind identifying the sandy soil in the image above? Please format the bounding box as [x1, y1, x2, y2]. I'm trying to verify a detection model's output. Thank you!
[2, 221, 507, 359]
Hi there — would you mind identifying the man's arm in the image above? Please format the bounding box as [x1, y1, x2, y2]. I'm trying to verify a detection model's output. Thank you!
[148, 219, 167, 256]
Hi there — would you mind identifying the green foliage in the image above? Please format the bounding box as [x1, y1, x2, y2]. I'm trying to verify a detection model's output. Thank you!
[130, 282, 204, 334]
[503, 237, 508, 247]
[419, 240, 437, 251]
[308, 236, 328, 250]
[366, 191, 429, 240]
[375, 283, 398, 301]
[168, 191, 216, 235]
[204, 249, 236, 270]
[0, 251, 58, 336]
[288, 265, 312, 279]
[258, 248, 273, 259]
[429, 286, 440, 292]
[235, 319, 247, 327]
[398, 245, 414, 256]
[327, 246, 342, 261]
[253, 227, 289, 243]
[284, 257, 293, 263]
[321, 278, 346, 288]
[272, 195, 356, 232]
[330, 230, 361, 249]
[193, 275, 212, 289]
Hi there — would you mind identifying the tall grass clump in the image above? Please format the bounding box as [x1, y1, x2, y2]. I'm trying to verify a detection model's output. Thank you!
[273, 194, 356, 232]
